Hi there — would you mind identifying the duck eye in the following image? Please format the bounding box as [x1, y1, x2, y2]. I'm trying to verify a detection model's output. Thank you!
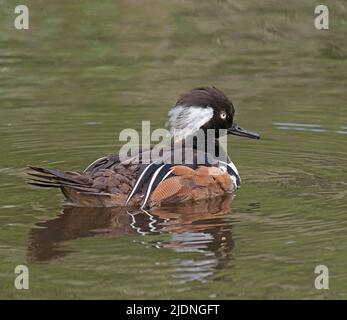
[220, 111, 227, 120]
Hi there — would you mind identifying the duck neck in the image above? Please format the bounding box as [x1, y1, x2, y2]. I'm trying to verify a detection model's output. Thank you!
[171, 132, 229, 164]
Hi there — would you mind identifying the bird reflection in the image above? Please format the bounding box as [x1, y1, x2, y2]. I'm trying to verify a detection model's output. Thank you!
[28, 195, 235, 283]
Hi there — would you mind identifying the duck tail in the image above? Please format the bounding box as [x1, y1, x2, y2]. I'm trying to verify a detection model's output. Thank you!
[27, 165, 98, 193]
[27, 166, 126, 207]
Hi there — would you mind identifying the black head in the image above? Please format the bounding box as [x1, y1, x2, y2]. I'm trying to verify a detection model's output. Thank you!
[169, 87, 260, 140]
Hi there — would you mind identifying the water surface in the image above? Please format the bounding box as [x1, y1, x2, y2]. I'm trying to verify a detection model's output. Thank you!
[0, 0, 347, 299]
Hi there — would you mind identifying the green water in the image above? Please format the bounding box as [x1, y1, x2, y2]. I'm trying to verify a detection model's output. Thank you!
[0, 0, 347, 299]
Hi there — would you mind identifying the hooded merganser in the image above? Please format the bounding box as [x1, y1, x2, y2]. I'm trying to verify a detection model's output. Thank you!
[29, 87, 260, 208]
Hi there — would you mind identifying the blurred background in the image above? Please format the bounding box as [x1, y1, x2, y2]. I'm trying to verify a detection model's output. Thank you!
[0, 0, 346, 299]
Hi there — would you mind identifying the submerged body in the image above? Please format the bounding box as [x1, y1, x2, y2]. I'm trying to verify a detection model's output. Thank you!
[28, 87, 259, 208]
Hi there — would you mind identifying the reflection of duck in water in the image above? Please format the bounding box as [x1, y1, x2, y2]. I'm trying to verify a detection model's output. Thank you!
[28, 196, 234, 282]
[28, 87, 259, 208]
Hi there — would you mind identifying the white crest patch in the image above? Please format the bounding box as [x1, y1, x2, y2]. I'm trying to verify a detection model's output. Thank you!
[168, 105, 214, 141]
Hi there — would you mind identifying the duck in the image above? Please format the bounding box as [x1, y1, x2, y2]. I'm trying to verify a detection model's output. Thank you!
[28, 87, 260, 208]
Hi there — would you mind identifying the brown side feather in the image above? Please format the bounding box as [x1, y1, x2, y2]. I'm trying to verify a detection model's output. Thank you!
[149, 165, 234, 207]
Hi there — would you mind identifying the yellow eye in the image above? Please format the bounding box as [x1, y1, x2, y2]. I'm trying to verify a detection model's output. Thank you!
[220, 111, 227, 120]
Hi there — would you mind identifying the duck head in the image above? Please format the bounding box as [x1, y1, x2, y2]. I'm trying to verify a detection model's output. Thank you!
[168, 87, 260, 141]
